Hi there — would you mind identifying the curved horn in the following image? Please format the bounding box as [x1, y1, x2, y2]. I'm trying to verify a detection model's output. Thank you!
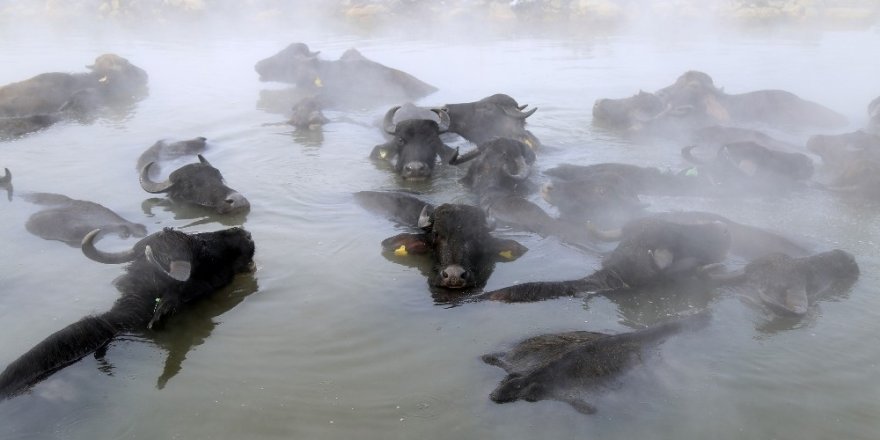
[81, 229, 137, 264]
[197, 154, 211, 167]
[383, 105, 401, 134]
[448, 147, 483, 166]
[502, 106, 537, 119]
[139, 162, 174, 193]
[681, 145, 706, 165]
[0, 168, 10, 185]
[417, 204, 434, 230]
[431, 108, 450, 132]
[145, 245, 192, 282]
[503, 156, 529, 181]
[517, 104, 528, 110]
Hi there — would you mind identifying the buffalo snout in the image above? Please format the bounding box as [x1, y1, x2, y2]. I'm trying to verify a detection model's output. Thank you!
[439, 264, 469, 289]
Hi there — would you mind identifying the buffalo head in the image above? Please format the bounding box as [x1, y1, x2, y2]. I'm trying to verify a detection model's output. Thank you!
[254, 42, 320, 84]
[87, 54, 149, 97]
[437, 94, 540, 148]
[371, 105, 453, 181]
[452, 138, 536, 195]
[140, 154, 250, 214]
[381, 203, 526, 290]
[592, 90, 666, 130]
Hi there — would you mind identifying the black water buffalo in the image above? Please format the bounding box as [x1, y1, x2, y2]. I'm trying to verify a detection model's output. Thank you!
[477, 218, 731, 302]
[254, 43, 437, 109]
[0, 227, 255, 399]
[371, 104, 455, 180]
[136, 136, 209, 177]
[588, 211, 811, 260]
[541, 171, 647, 229]
[681, 141, 814, 191]
[483, 314, 708, 415]
[544, 163, 702, 197]
[593, 71, 846, 135]
[0, 54, 148, 139]
[436, 94, 541, 148]
[357, 192, 527, 291]
[22, 193, 147, 246]
[707, 250, 859, 317]
[139, 154, 250, 215]
[447, 139, 597, 248]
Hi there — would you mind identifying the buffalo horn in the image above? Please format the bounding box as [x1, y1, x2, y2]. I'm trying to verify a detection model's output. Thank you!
[431, 108, 451, 132]
[448, 147, 483, 166]
[81, 229, 137, 264]
[197, 154, 211, 167]
[145, 245, 192, 282]
[502, 106, 537, 119]
[517, 104, 528, 110]
[383, 105, 401, 134]
[681, 145, 706, 165]
[139, 162, 174, 193]
[503, 156, 529, 181]
[0, 168, 10, 185]
[417, 204, 434, 230]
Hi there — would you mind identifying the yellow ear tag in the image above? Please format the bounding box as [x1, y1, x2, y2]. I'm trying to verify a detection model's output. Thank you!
[379, 149, 388, 159]
[499, 250, 513, 259]
[394, 245, 408, 256]
[523, 138, 533, 149]
[314, 76, 323, 88]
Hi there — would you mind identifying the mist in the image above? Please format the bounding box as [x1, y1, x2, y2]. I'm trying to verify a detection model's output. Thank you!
[1, 1, 879, 439]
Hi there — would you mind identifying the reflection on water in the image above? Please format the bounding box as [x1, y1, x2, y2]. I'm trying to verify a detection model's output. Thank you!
[0, 18, 879, 440]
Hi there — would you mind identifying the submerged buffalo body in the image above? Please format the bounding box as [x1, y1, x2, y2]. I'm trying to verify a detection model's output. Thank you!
[370, 199, 527, 290]
[709, 249, 859, 317]
[479, 218, 731, 302]
[483, 314, 707, 414]
[593, 71, 846, 135]
[0, 227, 255, 399]
[0, 54, 148, 138]
[437, 94, 541, 148]
[371, 104, 455, 180]
[140, 154, 250, 214]
[681, 141, 814, 192]
[255, 43, 437, 109]
[22, 193, 147, 246]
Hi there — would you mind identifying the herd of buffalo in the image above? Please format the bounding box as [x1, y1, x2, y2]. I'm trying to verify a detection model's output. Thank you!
[0, 42, 875, 416]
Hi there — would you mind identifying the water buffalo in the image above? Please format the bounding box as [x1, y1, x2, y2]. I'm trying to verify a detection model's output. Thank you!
[254, 43, 437, 109]
[360, 194, 527, 290]
[0, 54, 148, 118]
[681, 141, 814, 191]
[593, 71, 846, 135]
[588, 211, 811, 260]
[483, 314, 708, 415]
[436, 94, 541, 148]
[22, 193, 147, 246]
[136, 136, 209, 178]
[477, 218, 731, 302]
[370, 104, 455, 180]
[544, 163, 703, 197]
[0, 226, 255, 399]
[707, 250, 859, 317]
[139, 154, 250, 215]
[541, 171, 647, 229]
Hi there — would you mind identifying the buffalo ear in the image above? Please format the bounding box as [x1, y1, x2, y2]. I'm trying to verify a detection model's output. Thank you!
[381, 233, 431, 256]
[370, 143, 396, 162]
[491, 238, 527, 262]
[145, 245, 192, 281]
[648, 248, 674, 271]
